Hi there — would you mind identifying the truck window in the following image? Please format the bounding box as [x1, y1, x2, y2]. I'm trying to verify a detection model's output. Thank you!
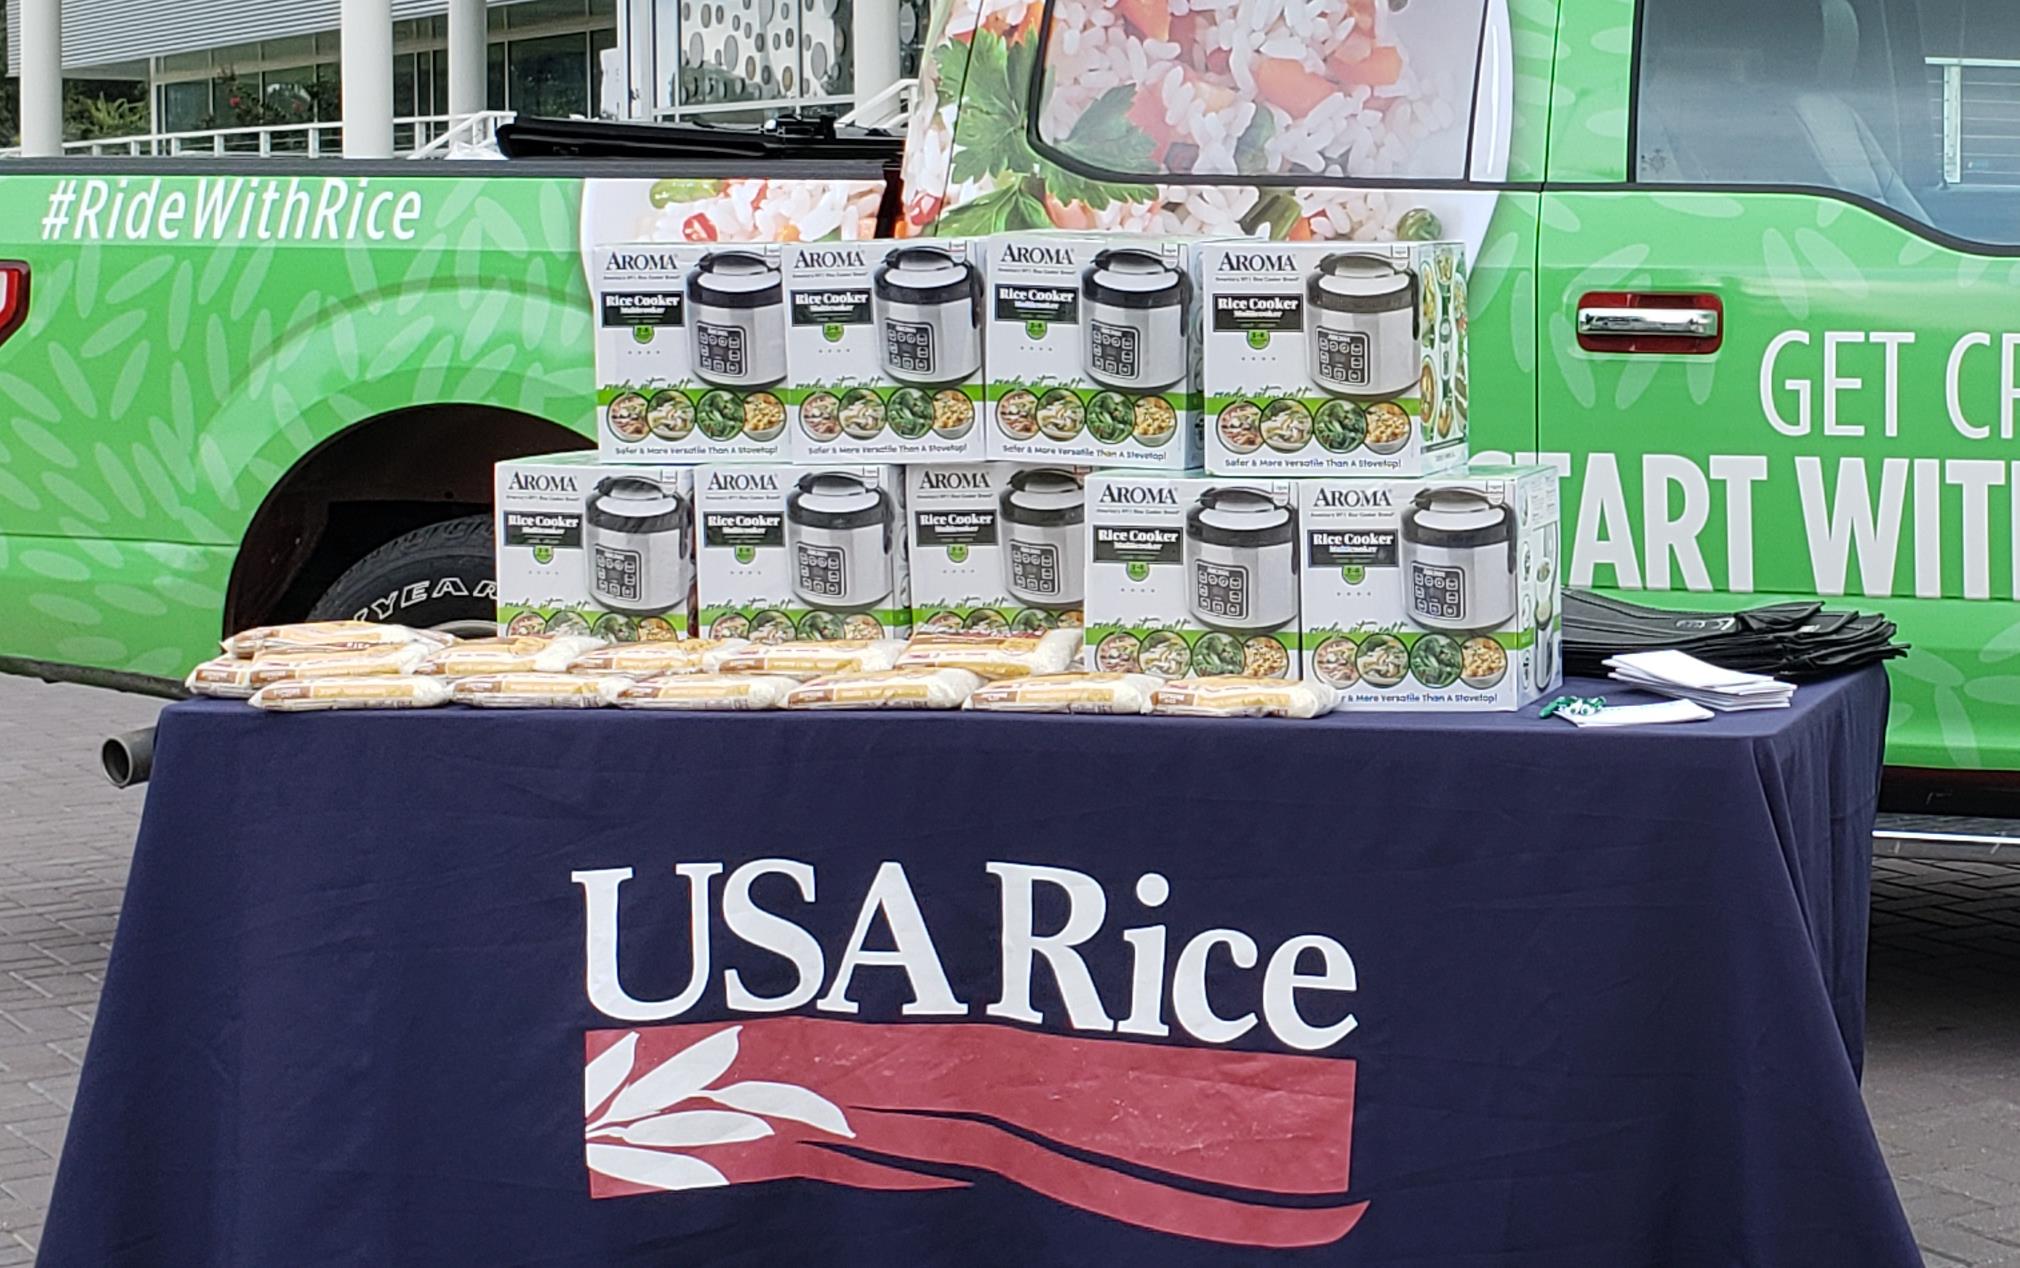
[1030, 0, 1488, 181]
[1636, 0, 2020, 247]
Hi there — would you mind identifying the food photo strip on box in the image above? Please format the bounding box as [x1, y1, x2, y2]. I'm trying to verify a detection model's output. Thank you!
[1199, 239, 1469, 477]
[984, 234, 1205, 472]
[782, 240, 988, 465]
[594, 243, 791, 464]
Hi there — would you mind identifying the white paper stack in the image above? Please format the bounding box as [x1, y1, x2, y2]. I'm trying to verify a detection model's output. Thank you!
[1561, 700, 1716, 728]
[1603, 650, 1795, 712]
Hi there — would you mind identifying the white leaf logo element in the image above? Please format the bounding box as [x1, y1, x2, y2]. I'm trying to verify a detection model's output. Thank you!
[585, 1144, 728, 1191]
[594, 1026, 741, 1128]
[584, 1032, 638, 1118]
[705, 1081, 855, 1139]
[597, 1110, 773, 1148]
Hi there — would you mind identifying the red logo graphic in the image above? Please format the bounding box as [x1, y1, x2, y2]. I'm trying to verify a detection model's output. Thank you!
[584, 1018, 1366, 1248]
[0, 263, 28, 349]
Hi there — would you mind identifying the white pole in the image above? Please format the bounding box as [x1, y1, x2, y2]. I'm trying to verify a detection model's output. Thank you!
[341, 0, 395, 158]
[18, 0, 63, 157]
[446, 0, 487, 120]
[851, 0, 899, 119]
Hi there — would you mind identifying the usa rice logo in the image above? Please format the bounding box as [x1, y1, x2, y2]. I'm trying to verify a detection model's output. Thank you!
[575, 861, 1369, 1249]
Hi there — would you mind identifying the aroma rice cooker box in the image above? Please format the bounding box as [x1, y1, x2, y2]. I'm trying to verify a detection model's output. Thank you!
[907, 463, 1088, 633]
[1199, 239, 1468, 477]
[1298, 464, 1560, 711]
[783, 240, 987, 464]
[594, 243, 789, 463]
[1084, 472, 1299, 679]
[494, 452, 695, 642]
[985, 234, 1202, 471]
[695, 463, 911, 641]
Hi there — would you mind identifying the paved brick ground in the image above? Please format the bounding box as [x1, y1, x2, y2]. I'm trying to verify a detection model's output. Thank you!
[0, 672, 2018, 1265]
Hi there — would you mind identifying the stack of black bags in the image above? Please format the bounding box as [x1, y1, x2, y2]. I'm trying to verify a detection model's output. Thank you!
[1562, 590, 1907, 681]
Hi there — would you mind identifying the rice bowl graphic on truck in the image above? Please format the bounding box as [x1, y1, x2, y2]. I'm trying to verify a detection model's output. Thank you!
[584, 1018, 1366, 1248]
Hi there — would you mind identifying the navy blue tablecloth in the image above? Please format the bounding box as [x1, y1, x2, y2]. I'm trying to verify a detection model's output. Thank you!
[40, 671, 1917, 1267]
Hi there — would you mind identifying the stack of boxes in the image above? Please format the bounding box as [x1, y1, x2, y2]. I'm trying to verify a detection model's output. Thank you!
[495, 229, 1561, 711]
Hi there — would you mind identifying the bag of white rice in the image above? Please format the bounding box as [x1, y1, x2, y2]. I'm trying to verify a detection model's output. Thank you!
[966, 672, 1159, 715]
[1149, 676, 1340, 720]
[783, 667, 983, 711]
[571, 639, 749, 677]
[418, 635, 605, 677]
[896, 629, 1080, 681]
[450, 673, 629, 708]
[250, 677, 452, 711]
[246, 642, 431, 686]
[224, 620, 452, 657]
[185, 655, 264, 699]
[706, 639, 905, 681]
[613, 673, 796, 711]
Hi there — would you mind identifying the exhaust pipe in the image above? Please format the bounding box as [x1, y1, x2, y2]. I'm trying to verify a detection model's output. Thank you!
[101, 727, 155, 789]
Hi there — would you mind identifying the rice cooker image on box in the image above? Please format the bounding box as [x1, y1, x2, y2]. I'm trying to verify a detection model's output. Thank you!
[1184, 487, 1298, 634]
[1082, 248, 1188, 391]
[999, 468, 1085, 611]
[1305, 254, 1419, 400]
[686, 251, 787, 388]
[1400, 488, 1517, 631]
[584, 475, 694, 616]
[873, 246, 982, 385]
[785, 472, 897, 612]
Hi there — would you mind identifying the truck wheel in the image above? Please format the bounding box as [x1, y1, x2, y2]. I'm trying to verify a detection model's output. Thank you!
[307, 515, 498, 637]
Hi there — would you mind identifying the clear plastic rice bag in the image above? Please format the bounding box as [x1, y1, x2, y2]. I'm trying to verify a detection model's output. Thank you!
[185, 655, 264, 699]
[705, 639, 906, 681]
[1149, 676, 1340, 720]
[449, 673, 630, 708]
[612, 673, 797, 711]
[571, 639, 750, 677]
[418, 636, 606, 677]
[245, 643, 431, 687]
[896, 629, 1081, 681]
[224, 620, 452, 657]
[250, 676, 452, 711]
[783, 667, 984, 711]
[966, 672, 1160, 715]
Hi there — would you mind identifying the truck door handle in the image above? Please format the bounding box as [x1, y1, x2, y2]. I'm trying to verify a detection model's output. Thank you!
[1575, 291, 1723, 354]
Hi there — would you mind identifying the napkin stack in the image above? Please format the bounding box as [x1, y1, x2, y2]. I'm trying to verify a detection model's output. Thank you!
[1604, 650, 1795, 712]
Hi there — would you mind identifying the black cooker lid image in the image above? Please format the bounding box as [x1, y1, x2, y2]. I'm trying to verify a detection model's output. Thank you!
[1186, 486, 1296, 549]
[587, 475, 691, 534]
[687, 250, 783, 310]
[1001, 468, 1085, 527]
[1083, 248, 1187, 311]
[873, 246, 979, 308]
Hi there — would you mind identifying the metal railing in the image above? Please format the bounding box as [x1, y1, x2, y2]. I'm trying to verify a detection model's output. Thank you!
[1927, 56, 2020, 186]
[2, 112, 513, 160]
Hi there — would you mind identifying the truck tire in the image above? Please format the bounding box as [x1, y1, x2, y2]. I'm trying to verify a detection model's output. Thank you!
[307, 515, 498, 636]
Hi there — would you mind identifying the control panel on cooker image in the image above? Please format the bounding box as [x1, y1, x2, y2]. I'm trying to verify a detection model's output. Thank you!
[884, 319, 937, 377]
[1009, 541, 1062, 598]
[1194, 561, 1250, 622]
[1410, 561, 1465, 622]
[1314, 328, 1371, 388]
[795, 542, 849, 599]
[593, 544, 645, 604]
[1089, 320, 1140, 381]
[695, 322, 748, 378]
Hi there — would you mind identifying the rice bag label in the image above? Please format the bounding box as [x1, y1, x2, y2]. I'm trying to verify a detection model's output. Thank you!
[993, 284, 1079, 325]
[1212, 294, 1302, 332]
[791, 289, 871, 326]
[1092, 524, 1182, 565]
[600, 292, 683, 327]
[914, 508, 997, 548]
[1308, 528, 1398, 569]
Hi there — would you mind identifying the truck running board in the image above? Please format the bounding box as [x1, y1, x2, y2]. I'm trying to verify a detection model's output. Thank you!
[1875, 814, 2020, 862]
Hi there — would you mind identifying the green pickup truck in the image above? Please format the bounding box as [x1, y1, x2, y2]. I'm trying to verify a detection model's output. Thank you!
[2, 0, 2016, 807]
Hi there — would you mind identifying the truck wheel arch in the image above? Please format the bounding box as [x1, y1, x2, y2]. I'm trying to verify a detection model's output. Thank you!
[223, 403, 588, 634]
